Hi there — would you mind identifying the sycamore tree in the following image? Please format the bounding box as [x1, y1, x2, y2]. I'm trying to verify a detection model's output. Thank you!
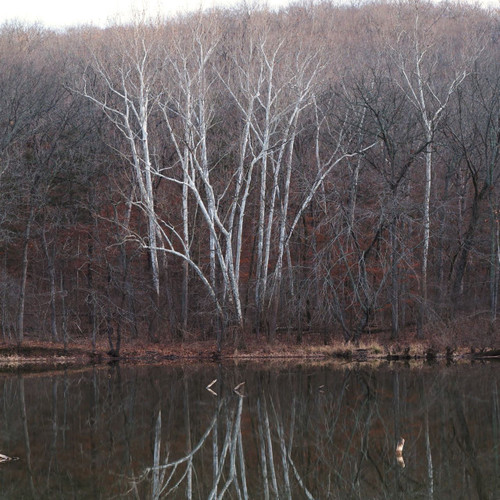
[81, 21, 163, 301]
[385, 2, 483, 335]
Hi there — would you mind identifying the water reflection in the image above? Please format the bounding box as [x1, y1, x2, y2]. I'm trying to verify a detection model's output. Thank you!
[0, 363, 498, 499]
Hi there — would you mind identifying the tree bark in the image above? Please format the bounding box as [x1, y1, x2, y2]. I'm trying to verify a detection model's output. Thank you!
[17, 205, 34, 345]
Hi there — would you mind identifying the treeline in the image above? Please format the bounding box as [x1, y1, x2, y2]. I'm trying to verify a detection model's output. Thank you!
[1, 0, 499, 350]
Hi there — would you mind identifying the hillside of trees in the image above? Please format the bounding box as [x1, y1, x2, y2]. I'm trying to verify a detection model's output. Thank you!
[1, 0, 499, 353]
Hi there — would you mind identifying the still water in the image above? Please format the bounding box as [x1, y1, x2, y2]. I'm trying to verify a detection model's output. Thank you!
[0, 361, 498, 499]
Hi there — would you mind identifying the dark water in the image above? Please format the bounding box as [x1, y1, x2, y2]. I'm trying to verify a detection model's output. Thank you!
[0, 361, 498, 499]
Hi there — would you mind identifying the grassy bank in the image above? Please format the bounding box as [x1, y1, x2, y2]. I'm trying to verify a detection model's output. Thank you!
[0, 323, 499, 372]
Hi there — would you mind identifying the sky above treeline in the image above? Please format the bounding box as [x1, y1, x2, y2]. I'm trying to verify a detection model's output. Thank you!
[1, 0, 498, 29]
[2, 0, 291, 28]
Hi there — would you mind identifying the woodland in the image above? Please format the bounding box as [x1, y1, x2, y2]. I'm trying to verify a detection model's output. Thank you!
[0, 0, 499, 355]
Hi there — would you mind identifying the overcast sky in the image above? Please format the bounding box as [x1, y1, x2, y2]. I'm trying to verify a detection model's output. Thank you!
[1, 0, 498, 29]
[1, 0, 290, 28]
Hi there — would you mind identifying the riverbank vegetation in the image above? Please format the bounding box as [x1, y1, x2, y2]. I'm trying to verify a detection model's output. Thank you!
[1, 0, 499, 356]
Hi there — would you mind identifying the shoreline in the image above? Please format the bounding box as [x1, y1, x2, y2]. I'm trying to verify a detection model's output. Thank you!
[0, 338, 498, 373]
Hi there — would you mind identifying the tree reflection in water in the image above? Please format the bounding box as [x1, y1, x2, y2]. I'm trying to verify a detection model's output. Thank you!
[0, 363, 497, 499]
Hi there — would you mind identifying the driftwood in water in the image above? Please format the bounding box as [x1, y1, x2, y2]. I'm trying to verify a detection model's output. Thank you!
[472, 349, 500, 359]
[0, 453, 19, 463]
[395, 437, 405, 468]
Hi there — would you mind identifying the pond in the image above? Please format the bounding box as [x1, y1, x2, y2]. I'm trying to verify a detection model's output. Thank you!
[0, 361, 498, 499]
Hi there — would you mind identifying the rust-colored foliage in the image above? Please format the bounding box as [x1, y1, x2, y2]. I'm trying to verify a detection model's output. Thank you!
[0, 1, 499, 351]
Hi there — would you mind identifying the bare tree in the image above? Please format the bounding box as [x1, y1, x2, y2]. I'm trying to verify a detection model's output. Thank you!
[81, 21, 163, 299]
[387, 2, 479, 335]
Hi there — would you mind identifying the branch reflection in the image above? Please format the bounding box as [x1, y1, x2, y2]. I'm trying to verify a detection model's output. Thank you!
[0, 365, 497, 499]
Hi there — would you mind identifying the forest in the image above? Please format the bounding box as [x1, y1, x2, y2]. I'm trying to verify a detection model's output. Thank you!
[1, 0, 499, 354]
